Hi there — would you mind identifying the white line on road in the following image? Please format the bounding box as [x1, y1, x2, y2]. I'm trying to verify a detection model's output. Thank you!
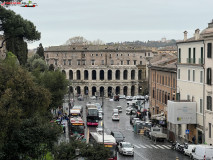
[162, 145, 171, 149]
[145, 145, 152, 149]
[151, 145, 159, 149]
[139, 144, 147, 148]
[156, 145, 165, 149]
[134, 144, 140, 148]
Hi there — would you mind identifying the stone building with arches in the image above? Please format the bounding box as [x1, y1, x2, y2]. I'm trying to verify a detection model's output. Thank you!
[44, 45, 154, 97]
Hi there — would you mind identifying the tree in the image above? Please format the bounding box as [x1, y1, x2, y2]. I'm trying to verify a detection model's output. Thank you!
[65, 36, 90, 45]
[36, 70, 69, 110]
[91, 39, 105, 45]
[0, 58, 55, 160]
[53, 139, 110, 160]
[36, 43, 44, 59]
[0, 7, 41, 65]
[26, 54, 48, 72]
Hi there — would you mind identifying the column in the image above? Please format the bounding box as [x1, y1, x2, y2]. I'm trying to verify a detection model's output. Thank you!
[104, 69, 107, 81]
[127, 85, 131, 96]
[120, 69, 123, 81]
[135, 69, 138, 81]
[112, 69, 115, 81]
[81, 69, 84, 81]
[73, 70, 76, 80]
[89, 70, 92, 81]
[128, 69, 131, 80]
[97, 69, 100, 81]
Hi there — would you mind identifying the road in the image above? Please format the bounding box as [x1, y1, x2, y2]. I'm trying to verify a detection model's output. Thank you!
[73, 97, 191, 160]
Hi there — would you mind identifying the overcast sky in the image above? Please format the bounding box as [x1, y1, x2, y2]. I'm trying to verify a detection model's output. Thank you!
[8, 0, 213, 49]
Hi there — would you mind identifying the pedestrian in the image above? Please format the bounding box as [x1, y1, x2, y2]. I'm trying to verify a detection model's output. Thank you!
[192, 136, 196, 144]
[63, 124, 66, 133]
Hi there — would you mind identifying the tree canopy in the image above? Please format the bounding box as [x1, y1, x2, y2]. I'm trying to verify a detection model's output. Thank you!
[36, 43, 45, 59]
[0, 6, 41, 65]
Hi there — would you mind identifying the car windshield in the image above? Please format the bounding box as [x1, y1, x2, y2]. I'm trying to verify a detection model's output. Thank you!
[123, 143, 132, 148]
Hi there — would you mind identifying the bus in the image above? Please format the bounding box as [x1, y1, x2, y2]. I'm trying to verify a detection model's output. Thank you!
[86, 104, 99, 126]
[89, 132, 117, 160]
[70, 108, 81, 117]
[70, 117, 84, 136]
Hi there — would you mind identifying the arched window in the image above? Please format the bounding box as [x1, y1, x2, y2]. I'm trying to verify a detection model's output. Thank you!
[92, 86, 96, 96]
[84, 86, 89, 95]
[131, 70, 135, 80]
[100, 86, 104, 96]
[123, 70, 128, 80]
[207, 68, 212, 85]
[100, 70, 104, 80]
[84, 70, 89, 80]
[69, 70, 73, 80]
[92, 70, 96, 80]
[115, 70, 120, 80]
[76, 70, 81, 80]
[108, 70, 112, 80]
[115, 86, 120, 95]
[76, 86, 81, 94]
[131, 86, 135, 96]
[123, 86, 128, 96]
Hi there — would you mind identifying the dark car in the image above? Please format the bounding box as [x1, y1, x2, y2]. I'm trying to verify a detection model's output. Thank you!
[111, 131, 125, 144]
[113, 95, 119, 101]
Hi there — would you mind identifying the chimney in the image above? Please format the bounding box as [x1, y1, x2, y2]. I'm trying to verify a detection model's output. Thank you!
[184, 31, 188, 41]
[194, 29, 200, 40]
[208, 19, 213, 28]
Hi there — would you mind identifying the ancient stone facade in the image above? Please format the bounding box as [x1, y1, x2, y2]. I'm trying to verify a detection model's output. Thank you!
[44, 45, 153, 97]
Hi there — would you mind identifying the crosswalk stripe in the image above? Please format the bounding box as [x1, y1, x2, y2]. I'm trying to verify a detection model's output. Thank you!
[151, 145, 159, 149]
[134, 145, 140, 148]
[139, 144, 147, 148]
[162, 145, 171, 149]
[167, 145, 171, 148]
[156, 145, 165, 149]
[145, 145, 152, 149]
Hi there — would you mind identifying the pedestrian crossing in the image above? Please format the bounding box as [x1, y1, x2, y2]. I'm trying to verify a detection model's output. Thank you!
[133, 144, 171, 150]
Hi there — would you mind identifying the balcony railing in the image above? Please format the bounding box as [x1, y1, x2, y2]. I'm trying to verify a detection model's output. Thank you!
[199, 58, 204, 64]
[187, 58, 196, 64]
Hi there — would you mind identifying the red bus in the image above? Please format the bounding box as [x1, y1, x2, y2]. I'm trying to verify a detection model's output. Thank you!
[70, 117, 84, 136]
[86, 104, 99, 126]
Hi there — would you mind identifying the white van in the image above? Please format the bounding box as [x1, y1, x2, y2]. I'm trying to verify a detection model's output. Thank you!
[184, 144, 196, 158]
[192, 145, 213, 160]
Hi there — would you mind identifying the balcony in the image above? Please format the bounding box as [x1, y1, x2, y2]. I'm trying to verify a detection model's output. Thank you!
[199, 58, 204, 64]
[187, 58, 196, 64]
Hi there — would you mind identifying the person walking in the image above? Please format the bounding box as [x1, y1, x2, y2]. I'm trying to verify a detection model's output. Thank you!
[192, 136, 196, 144]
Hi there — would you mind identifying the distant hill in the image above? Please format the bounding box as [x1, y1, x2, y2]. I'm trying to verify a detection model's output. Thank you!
[106, 39, 177, 48]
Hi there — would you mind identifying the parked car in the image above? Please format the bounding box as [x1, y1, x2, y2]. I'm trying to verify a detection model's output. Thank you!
[111, 131, 125, 144]
[114, 95, 119, 101]
[126, 107, 133, 115]
[90, 96, 96, 100]
[113, 109, 119, 114]
[184, 144, 196, 158]
[118, 142, 134, 156]
[126, 96, 133, 101]
[112, 113, 119, 121]
[191, 145, 213, 160]
[119, 95, 126, 99]
[116, 106, 122, 112]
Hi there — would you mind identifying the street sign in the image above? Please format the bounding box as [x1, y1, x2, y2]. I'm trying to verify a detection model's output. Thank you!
[185, 129, 189, 134]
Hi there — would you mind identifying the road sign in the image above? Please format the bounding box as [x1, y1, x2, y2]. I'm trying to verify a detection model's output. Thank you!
[185, 129, 189, 134]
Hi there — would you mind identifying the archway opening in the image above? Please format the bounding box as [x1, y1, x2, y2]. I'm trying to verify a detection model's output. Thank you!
[131, 86, 135, 96]
[123, 86, 128, 96]
[108, 70, 112, 80]
[100, 86, 104, 97]
[115, 86, 120, 95]
[92, 86, 96, 96]
[76, 86, 81, 95]
[77, 70, 81, 80]
[84, 70, 89, 80]
[131, 70, 135, 80]
[138, 70, 142, 80]
[108, 87, 112, 97]
[100, 70, 104, 80]
[84, 86, 89, 95]
[115, 70, 120, 80]
[69, 70, 73, 80]
[123, 70, 128, 80]
[92, 70, 96, 80]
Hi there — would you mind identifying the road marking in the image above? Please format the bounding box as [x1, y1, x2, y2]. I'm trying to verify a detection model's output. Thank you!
[156, 145, 165, 149]
[139, 144, 147, 148]
[151, 145, 159, 149]
[134, 144, 140, 148]
[162, 145, 171, 149]
[145, 145, 152, 149]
